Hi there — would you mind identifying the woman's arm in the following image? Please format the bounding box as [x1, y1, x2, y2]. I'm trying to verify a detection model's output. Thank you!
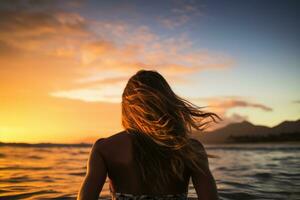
[77, 139, 107, 200]
[190, 139, 219, 200]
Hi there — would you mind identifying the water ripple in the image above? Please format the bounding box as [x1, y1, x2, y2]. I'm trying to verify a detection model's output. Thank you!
[0, 143, 299, 200]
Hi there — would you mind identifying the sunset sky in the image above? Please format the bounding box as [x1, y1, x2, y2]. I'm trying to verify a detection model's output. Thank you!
[0, 0, 299, 143]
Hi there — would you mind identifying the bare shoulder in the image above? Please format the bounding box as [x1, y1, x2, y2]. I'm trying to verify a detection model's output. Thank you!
[188, 138, 206, 151]
[93, 131, 131, 153]
[188, 138, 208, 162]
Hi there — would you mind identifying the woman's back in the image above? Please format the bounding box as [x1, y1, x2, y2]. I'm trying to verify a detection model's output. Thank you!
[96, 131, 190, 195]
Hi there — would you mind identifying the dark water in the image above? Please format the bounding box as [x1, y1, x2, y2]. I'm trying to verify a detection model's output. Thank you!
[0, 143, 299, 200]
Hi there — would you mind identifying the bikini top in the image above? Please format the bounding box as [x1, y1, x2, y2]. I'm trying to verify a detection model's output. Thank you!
[112, 192, 188, 200]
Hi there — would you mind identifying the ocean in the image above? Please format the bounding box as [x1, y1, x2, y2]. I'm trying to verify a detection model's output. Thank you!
[0, 143, 299, 200]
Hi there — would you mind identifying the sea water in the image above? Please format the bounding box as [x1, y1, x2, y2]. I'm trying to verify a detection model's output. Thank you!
[0, 143, 299, 200]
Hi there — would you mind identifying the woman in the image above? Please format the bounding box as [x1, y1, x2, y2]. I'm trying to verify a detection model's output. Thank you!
[78, 70, 220, 200]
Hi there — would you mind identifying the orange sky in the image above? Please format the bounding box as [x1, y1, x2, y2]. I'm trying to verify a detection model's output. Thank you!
[0, 0, 299, 143]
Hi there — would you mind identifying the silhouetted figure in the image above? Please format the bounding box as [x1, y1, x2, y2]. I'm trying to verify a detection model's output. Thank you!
[78, 70, 220, 200]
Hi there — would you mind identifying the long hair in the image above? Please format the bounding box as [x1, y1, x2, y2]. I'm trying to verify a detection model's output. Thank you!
[121, 70, 221, 192]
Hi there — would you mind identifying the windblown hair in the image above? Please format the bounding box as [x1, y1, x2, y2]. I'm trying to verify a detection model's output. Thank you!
[122, 70, 221, 192]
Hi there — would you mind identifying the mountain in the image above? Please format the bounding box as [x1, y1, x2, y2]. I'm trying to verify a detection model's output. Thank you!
[272, 119, 300, 133]
[196, 119, 300, 143]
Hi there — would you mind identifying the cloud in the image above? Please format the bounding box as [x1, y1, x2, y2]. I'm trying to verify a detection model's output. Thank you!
[1, 11, 86, 36]
[0, 10, 89, 50]
[292, 100, 300, 104]
[204, 98, 272, 112]
[81, 40, 117, 65]
[0, 40, 20, 55]
[0, 0, 234, 103]
[157, 0, 203, 29]
[51, 76, 129, 103]
[159, 15, 190, 29]
[191, 96, 272, 130]
[78, 30, 234, 75]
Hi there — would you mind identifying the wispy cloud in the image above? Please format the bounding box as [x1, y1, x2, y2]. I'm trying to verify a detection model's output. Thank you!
[0, 0, 233, 103]
[202, 97, 272, 112]
[191, 96, 273, 129]
[157, 0, 203, 29]
[0, 9, 89, 55]
[292, 100, 300, 104]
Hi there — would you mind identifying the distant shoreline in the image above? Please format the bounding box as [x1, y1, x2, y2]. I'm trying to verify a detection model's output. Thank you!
[1, 140, 299, 148]
[0, 142, 92, 148]
[2, 119, 299, 147]
[227, 132, 300, 143]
